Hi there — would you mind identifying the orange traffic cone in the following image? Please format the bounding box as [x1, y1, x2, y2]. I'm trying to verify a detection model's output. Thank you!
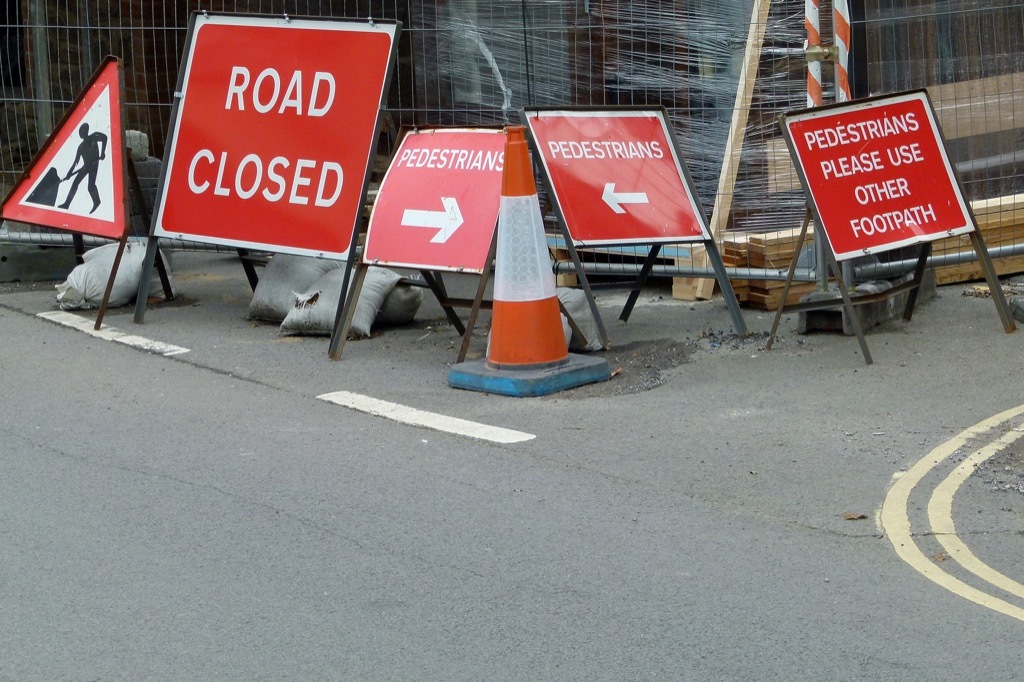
[448, 126, 610, 397]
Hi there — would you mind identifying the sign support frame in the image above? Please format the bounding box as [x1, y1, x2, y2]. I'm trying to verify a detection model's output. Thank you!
[328, 226, 499, 362]
[133, 11, 401, 361]
[333, 126, 515, 362]
[766, 90, 1015, 363]
[0, 56, 160, 330]
[764, 207, 875, 363]
[520, 105, 747, 347]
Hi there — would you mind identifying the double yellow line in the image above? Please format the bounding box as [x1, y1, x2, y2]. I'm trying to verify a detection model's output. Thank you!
[880, 403, 1024, 620]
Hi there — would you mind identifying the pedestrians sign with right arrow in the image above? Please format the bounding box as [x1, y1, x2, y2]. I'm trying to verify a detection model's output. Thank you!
[364, 128, 504, 272]
[401, 197, 465, 244]
[335, 127, 507, 362]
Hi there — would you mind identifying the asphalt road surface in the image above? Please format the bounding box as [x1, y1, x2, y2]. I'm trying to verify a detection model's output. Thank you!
[3, 253, 1024, 680]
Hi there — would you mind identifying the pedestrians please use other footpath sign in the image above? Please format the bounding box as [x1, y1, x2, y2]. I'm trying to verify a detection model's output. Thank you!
[780, 90, 973, 261]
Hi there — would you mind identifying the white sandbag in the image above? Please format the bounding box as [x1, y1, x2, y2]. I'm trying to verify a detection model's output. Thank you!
[557, 287, 603, 352]
[279, 266, 401, 337]
[249, 254, 340, 322]
[376, 282, 423, 328]
[55, 241, 173, 310]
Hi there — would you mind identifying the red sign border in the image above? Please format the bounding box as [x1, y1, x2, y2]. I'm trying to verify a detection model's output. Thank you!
[521, 106, 713, 247]
[780, 89, 974, 262]
[150, 12, 400, 260]
[1, 56, 127, 240]
[363, 127, 505, 274]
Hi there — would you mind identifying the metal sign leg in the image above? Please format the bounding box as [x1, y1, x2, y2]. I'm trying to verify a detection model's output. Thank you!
[328, 262, 368, 361]
[237, 249, 260, 291]
[619, 243, 662, 322]
[456, 233, 498, 364]
[969, 231, 1017, 333]
[93, 235, 128, 330]
[704, 235, 748, 335]
[421, 271, 466, 336]
[766, 210, 812, 351]
[826, 248, 873, 365]
[901, 242, 932, 322]
[133, 235, 161, 323]
[563, 237, 610, 349]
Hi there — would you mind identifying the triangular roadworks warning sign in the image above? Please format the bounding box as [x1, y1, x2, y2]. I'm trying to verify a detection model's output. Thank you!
[2, 56, 126, 240]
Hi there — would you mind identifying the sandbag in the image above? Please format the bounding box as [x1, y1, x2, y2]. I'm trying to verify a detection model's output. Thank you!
[249, 254, 340, 322]
[376, 282, 423, 328]
[557, 287, 603, 352]
[279, 266, 402, 337]
[55, 241, 173, 310]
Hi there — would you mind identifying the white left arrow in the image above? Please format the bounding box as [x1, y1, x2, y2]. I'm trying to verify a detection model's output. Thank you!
[602, 182, 649, 214]
[401, 197, 464, 243]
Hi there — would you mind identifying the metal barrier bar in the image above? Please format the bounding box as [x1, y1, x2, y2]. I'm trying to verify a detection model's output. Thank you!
[551, 241, 1024, 284]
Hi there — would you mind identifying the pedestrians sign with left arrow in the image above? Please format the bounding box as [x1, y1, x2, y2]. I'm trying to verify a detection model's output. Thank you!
[519, 106, 747, 340]
[602, 183, 649, 214]
[521, 108, 710, 246]
[364, 128, 505, 273]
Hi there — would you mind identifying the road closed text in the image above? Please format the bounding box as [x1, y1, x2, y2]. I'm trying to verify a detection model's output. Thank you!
[184, 66, 344, 207]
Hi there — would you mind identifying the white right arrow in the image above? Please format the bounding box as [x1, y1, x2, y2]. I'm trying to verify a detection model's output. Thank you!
[401, 197, 464, 244]
[602, 182, 649, 214]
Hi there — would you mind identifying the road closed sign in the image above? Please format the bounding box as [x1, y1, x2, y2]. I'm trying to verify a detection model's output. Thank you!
[521, 108, 710, 246]
[363, 128, 505, 273]
[152, 13, 399, 258]
[781, 90, 973, 261]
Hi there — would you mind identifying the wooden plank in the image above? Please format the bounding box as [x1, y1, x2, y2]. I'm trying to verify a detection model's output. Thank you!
[931, 224, 1024, 255]
[746, 282, 817, 310]
[550, 247, 578, 287]
[686, 0, 773, 300]
[934, 253, 1024, 285]
[972, 192, 1024, 230]
[671, 243, 707, 300]
[933, 71, 1024, 140]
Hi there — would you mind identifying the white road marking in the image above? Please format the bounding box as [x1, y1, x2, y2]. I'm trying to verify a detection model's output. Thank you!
[37, 310, 191, 357]
[880, 403, 1024, 621]
[317, 390, 535, 444]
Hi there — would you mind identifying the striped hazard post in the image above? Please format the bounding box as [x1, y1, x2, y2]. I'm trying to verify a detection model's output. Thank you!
[806, 0, 824, 107]
[448, 126, 610, 397]
[833, 0, 852, 102]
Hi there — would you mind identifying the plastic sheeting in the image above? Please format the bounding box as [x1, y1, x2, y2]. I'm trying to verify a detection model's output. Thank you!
[3, 0, 1023, 243]
[411, 0, 812, 233]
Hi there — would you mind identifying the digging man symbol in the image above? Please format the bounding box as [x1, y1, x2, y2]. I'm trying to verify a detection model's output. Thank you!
[59, 123, 108, 214]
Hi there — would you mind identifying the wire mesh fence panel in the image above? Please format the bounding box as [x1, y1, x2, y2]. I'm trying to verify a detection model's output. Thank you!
[861, 0, 1024, 284]
[2, 1, 1022, 288]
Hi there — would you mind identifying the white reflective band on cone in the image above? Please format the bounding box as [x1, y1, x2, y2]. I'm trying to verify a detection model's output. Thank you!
[493, 194, 556, 302]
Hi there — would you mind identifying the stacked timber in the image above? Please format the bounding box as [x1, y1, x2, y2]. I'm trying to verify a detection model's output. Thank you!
[744, 225, 816, 310]
[931, 194, 1024, 284]
[721, 233, 750, 303]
